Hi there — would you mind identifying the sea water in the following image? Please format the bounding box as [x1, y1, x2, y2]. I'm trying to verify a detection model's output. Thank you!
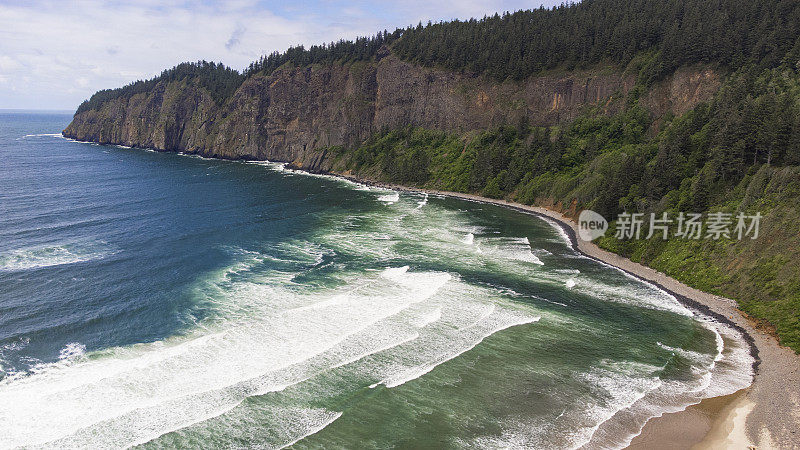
[0, 111, 753, 448]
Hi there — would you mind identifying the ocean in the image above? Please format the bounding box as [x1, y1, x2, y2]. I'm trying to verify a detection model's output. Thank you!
[0, 111, 753, 448]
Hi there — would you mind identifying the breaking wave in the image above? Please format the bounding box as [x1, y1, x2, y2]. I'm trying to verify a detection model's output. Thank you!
[0, 142, 755, 448]
[0, 242, 113, 272]
[377, 192, 400, 204]
[0, 241, 540, 447]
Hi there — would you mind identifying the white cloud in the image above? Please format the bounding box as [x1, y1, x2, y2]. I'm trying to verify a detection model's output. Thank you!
[0, 0, 562, 110]
[0, 56, 24, 71]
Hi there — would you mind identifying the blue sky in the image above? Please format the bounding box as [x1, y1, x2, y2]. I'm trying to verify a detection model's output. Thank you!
[0, 0, 563, 110]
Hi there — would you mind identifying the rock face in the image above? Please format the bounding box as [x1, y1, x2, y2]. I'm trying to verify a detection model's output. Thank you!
[63, 54, 715, 171]
[643, 65, 721, 119]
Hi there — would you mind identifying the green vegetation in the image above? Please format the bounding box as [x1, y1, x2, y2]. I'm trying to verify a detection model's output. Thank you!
[393, 0, 800, 81]
[244, 31, 401, 76]
[76, 61, 243, 114]
[333, 61, 800, 352]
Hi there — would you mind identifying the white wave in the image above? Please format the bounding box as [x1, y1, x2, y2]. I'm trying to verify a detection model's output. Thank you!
[567, 273, 692, 317]
[184, 153, 216, 161]
[657, 341, 709, 363]
[245, 159, 373, 191]
[462, 233, 475, 245]
[518, 251, 545, 265]
[478, 360, 665, 450]
[278, 409, 343, 449]
[21, 133, 62, 138]
[480, 236, 544, 265]
[58, 343, 86, 361]
[466, 300, 754, 450]
[379, 314, 539, 389]
[691, 319, 752, 398]
[377, 192, 400, 204]
[381, 265, 410, 280]
[565, 278, 576, 289]
[537, 215, 573, 246]
[590, 323, 753, 448]
[417, 193, 429, 209]
[580, 317, 754, 449]
[565, 361, 665, 448]
[585, 258, 694, 316]
[415, 308, 442, 328]
[0, 242, 113, 272]
[680, 320, 751, 395]
[710, 321, 726, 363]
[327, 333, 421, 371]
[0, 248, 544, 448]
[245, 160, 287, 171]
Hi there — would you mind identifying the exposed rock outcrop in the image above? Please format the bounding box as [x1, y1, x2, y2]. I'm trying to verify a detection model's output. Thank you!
[63, 55, 716, 171]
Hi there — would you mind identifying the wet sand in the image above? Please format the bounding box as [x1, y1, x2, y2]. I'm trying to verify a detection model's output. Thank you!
[628, 390, 751, 449]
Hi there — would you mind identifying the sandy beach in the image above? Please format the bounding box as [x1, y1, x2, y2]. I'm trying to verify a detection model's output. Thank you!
[363, 181, 800, 449]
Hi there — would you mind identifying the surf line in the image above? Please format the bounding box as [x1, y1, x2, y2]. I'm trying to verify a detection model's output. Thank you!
[326, 174, 761, 376]
[68, 137, 760, 373]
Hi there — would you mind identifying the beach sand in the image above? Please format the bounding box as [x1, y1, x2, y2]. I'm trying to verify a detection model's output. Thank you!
[363, 183, 800, 449]
[628, 390, 752, 449]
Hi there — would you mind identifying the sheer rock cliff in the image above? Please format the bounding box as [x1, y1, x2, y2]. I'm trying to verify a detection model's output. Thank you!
[63, 55, 717, 171]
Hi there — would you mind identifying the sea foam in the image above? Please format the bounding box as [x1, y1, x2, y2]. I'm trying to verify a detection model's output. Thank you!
[0, 242, 112, 272]
[377, 192, 400, 204]
[0, 245, 541, 448]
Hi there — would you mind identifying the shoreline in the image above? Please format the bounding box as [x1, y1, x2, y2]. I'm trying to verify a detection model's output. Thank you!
[62, 139, 800, 448]
[627, 389, 751, 449]
[355, 180, 800, 449]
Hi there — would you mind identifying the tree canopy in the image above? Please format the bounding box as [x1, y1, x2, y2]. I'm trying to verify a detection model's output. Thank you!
[393, 0, 800, 81]
[76, 61, 244, 114]
[77, 0, 800, 113]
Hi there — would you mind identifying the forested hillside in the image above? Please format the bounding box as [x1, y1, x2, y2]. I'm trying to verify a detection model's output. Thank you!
[331, 57, 800, 351]
[76, 61, 243, 113]
[394, 0, 800, 81]
[68, 0, 800, 351]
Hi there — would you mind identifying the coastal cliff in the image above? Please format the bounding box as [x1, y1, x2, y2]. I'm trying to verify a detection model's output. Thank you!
[63, 55, 717, 172]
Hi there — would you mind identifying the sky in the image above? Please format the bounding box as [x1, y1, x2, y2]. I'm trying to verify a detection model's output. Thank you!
[0, 0, 563, 111]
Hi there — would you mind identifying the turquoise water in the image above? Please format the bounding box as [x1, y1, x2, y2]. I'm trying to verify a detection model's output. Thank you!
[0, 112, 752, 448]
